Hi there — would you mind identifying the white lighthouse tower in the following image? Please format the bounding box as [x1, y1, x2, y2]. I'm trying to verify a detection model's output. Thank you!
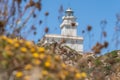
[60, 8, 78, 36]
[40, 8, 83, 53]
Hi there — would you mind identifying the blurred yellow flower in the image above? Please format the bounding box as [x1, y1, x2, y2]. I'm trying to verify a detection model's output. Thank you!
[25, 41, 32, 47]
[45, 61, 51, 68]
[46, 55, 51, 61]
[33, 59, 41, 65]
[32, 53, 39, 58]
[7, 39, 13, 44]
[5, 46, 11, 50]
[24, 64, 32, 70]
[24, 75, 30, 80]
[30, 48, 35, 53]
[81, 72, 87, 78]
[1, 36, 7, 40]
[14, 43, 20, 48]
[42, 70, 48, 76]
[61, 63, 66, 69]
[19, 39, 24, 44]
[16, 71, 23, 78]
[63, 71, 68, 76]
[20, 47, 27, 53]
[7, 51, 13, 56]
[13, 38, 18, 42]
[39, 53, 45, 59]
[58, 71, 66, 79]
[55, 55, 60, 61]
[75, 72, 82, 79]
[38, 47, 45, 52]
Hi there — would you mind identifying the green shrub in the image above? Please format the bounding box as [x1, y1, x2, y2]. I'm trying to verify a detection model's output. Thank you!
[110, 51, 118, 58]
[94, 59, 103, 67]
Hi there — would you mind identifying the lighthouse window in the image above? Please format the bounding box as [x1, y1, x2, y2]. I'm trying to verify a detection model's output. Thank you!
[65, 11, 73, 16]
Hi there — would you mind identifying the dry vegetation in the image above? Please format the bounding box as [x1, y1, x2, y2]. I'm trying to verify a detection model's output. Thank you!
[0, 0, 43, 39]
[1, 0, 120, 80]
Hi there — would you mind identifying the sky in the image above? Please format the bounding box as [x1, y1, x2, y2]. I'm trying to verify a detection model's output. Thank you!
[29, 0, 120, 54]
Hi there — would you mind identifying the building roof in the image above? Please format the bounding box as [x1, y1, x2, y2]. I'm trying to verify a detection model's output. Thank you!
[45, 34, 83, 40]
[66, 8, 73, 12]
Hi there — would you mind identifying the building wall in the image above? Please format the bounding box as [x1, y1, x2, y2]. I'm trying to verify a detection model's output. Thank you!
[61, 26, 77, 36]
[45, 37, 83, 53]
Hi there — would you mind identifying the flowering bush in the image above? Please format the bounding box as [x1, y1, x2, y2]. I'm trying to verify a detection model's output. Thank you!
[0, 36, 86, 80]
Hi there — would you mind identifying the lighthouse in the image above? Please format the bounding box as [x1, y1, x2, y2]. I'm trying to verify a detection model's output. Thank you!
[60, 8, 78, 36]
[40, 8, 83, 53]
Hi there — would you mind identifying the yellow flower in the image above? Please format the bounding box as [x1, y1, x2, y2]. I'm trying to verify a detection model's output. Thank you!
[24, 64, 32, 70]
[7, 51, 13, 56]
[38, 47, 45, 52]
[30, 48, 35, 53]
[14, 43, 20, 48]
[7, 38, 13, 44]
[32, 53, 39, 58]
[13, 38, 18, 42]
[16, 71, 23, 78]
[63, 71, 68, 76]
[75, 72, 82, 79]
[33, 59, 41, 65]
[39, 53, 45, 59]
[20, 47, 27, 53]
[1, 36, 7, 40]
[58, 71, 66, 79]
[81, 72, 87, 78]
[61, 63, 66, 69]
[25, 41, 32, 47]
[24, 75, 30, 80]
[5, 46, 11, 50]
[69, 67, 76, 72]
[45, 61, 51, 68]
[19, 39, 24, 44]
[46, 55, 51, 61]
[42, 70, 48, 76]
[55, 55, 60, 61]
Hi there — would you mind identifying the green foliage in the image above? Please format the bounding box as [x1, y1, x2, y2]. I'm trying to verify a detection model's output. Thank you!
[94, 59, 102, 67]
[104, 65, 111, 71]
[109, 51, 118, 58]
[115, 58, 120, 62]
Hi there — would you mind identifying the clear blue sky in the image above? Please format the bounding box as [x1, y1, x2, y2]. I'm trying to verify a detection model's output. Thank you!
[28, 0, 120, 54]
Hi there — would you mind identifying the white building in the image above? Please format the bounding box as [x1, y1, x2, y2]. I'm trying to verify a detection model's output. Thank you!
[40, 8, 83, 53]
